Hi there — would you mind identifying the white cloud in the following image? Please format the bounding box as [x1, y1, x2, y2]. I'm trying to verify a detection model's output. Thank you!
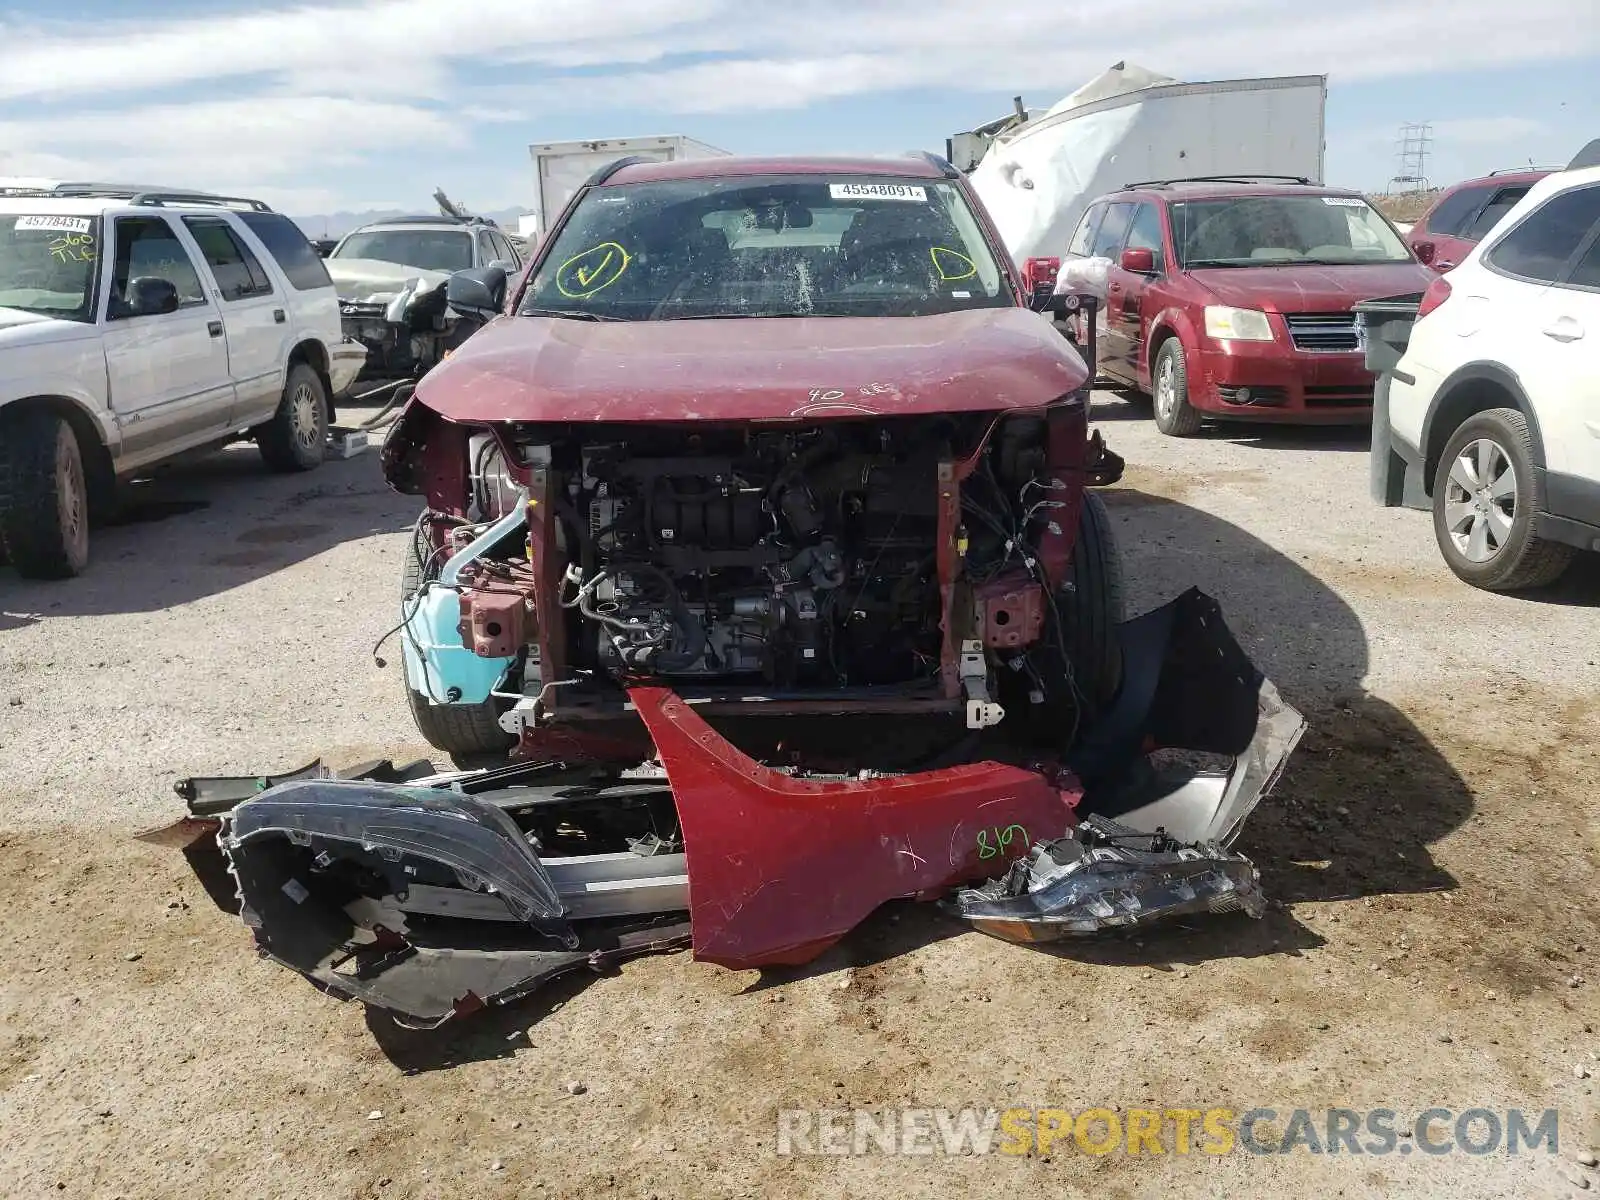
[0, 0, 1594, 207]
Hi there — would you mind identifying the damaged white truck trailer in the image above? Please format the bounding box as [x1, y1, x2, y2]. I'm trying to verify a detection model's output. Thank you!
[954, 62, 1328, 264]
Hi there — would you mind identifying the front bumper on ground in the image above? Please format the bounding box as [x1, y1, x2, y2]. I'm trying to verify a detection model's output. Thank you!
[327, 338, 369, 399]
[144, 589, 1303, 1029]
[1193, 341, 1374, 423]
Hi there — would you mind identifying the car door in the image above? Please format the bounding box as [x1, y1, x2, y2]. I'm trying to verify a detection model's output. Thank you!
[235, 210, 339, 350]
[1107, 202, 1166, 381]
[1479, 183, 1600, 491]
[182, 216, 289, 429]
[99, 214, 235, 468]
[1089, 202, 1136, 379]
[1553, 227, 1600, 490]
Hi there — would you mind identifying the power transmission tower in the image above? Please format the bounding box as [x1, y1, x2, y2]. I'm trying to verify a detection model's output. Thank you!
[1392, 122, 1432, 193]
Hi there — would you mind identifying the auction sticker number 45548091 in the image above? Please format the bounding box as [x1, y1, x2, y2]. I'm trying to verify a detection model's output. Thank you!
[829, 182, 928, 203]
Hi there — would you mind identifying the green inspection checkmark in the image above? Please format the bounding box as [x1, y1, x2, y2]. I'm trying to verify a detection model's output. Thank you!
[575, 250, 613, 289]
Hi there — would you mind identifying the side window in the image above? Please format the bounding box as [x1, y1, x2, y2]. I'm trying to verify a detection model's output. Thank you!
[1566, 231, 1600, 290]
[1067, 204, 1104, 257]
[493, 232, 518, 265]
[183, 217, 273, 301]
[1124, 203, 1165, 270]
[477, 230, 499, 265]
[1484, 185, 1600, 284]
[238, 212, 333, 291]
[108, 216, 206, 317]
[1423, 185, 1494, 237]
[1462, 186, 1531, 242]
[1089, 203, 1135, 259]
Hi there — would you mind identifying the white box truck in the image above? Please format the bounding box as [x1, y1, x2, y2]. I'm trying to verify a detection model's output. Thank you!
[958, 63, 1327, 264]
[527, 135, 731, 235]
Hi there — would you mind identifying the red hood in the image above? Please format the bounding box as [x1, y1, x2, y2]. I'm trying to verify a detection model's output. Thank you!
[413, 307, 1088, 424]
[1187, 262, 1434, 312]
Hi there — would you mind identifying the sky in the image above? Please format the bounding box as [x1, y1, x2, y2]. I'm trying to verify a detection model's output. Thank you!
[0, 0, 1597, 222]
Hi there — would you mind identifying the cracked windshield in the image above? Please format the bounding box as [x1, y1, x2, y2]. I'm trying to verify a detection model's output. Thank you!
[0, 214, 100, 322]
[523, 174, 1011, 319]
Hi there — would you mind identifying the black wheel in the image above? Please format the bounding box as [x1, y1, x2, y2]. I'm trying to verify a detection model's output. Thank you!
[400, 532, 515, 757]
[1151, 338, 1203, 437]
[1058, 489, 1125, 712]
[0, 408, 91, 579]
[257, 363, 328, 472]
[1431, 407, 1573, 591]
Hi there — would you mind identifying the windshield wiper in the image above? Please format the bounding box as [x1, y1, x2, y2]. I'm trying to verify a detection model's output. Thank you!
[1182, 259, 1254, 269]
[522, 308, 626, 321]
[656, 311, 841, 321]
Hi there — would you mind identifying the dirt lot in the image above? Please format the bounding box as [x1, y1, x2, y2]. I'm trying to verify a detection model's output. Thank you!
[2, 394, 1597, 1200]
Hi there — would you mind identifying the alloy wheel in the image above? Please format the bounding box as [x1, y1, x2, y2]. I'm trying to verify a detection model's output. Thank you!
[1442, 437, 1517, 563]
[289, 381, 321, 452]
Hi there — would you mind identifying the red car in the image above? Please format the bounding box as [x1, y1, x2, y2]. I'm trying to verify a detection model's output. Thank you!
[151, 154, 1306, 1028]
[1060, 177, 1433, 436]
[1405, 168, 1554, 272]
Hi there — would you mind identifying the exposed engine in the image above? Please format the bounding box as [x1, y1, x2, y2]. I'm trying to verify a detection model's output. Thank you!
[561, 422, 956, 688]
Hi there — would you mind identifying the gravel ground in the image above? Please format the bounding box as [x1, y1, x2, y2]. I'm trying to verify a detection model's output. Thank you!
[1, 393, 1597, 1199]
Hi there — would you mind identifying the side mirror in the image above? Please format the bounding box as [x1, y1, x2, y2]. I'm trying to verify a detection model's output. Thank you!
[446, 265, 507, 322]
[1413, 241, 1436, 265]
[1120, 247, 1155, 274]
[126, 277, 179, 316]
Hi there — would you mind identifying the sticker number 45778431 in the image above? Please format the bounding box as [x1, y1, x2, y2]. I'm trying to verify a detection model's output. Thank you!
[830, 182, 928, 202]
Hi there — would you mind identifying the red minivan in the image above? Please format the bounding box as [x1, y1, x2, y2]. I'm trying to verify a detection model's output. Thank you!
[1406, 168, 1553, 271]
[1060, 178, 1434, 436]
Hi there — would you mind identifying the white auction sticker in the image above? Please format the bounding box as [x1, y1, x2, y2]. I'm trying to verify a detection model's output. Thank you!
[830, 182, 928, 202]
[1321, 196, 1367, 208]
[13, 214, 93, 233]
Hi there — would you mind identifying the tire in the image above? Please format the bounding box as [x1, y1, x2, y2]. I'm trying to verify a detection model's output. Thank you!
[257, 363, 328, 472]
[0, 408, 91, 579]
[1055, 489, 1125, 718]
[1431, 407, 1573, 591]
[1151, 338, 1203, 437]
[400, 535, 515, 757]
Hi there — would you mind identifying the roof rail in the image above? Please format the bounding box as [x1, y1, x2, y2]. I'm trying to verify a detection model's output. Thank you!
[1487, 165, 1563, 176]
[913, 149, 962, 179]
[129, 190, 274, 212]
[1567, 139, 1600, 171]
[366, 214, 470, 226]
[0, 182, 272, 211]
[1119, 174, 1315, 190]
[584, 155, 649, 188]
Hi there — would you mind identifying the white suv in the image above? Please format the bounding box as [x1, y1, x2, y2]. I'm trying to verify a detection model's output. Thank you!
[1384, 143, 1600, 591]
[0, 184, 367, 579]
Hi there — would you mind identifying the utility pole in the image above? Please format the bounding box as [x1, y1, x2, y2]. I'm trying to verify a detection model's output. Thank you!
[1391, 122, 1432, 193]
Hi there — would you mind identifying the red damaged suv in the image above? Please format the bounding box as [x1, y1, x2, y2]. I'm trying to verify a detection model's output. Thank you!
[1062, 177, 1433, 436]
[149, 155, 1306, 1029]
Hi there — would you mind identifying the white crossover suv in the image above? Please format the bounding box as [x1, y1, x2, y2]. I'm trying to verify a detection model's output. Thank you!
[1384, 143, 1600, 591]
[0, 183, 367, 579]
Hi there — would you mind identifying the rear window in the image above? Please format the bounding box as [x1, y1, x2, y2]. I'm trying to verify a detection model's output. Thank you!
[1422, 185, 1494, 237]
[184, 217, 273, 300]
[1461, 186, 1531, 242]
[238, 211, 333, 291]
[1483, 184, 1600, 284]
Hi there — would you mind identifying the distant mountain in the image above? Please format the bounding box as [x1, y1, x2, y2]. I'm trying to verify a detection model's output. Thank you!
[292, 206, 533, 240]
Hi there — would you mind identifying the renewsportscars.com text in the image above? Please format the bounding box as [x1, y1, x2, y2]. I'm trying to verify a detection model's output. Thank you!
[776, 1106, 1561, 1157]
